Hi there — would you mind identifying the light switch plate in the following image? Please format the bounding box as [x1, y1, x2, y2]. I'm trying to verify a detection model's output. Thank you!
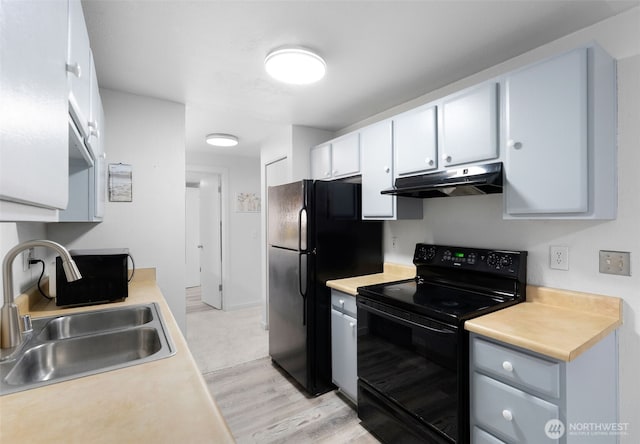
[599, 250, 631, 276]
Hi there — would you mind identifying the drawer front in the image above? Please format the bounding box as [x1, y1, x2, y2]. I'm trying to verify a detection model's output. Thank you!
[473, 427, 508, 444]
[472, 336, 560, 398]
[472, 373, 560, 444]
[331, 290, 357, 317]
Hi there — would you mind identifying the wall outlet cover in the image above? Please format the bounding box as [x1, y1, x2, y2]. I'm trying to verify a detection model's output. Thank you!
[550, 246, 569, 270]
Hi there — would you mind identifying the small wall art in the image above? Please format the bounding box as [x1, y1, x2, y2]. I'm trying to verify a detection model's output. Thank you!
[108, 163, 133, 202]
[235, 192, 260, 212]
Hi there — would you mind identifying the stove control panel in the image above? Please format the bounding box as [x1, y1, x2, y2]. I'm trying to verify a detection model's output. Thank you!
[413, 243, 527, 278]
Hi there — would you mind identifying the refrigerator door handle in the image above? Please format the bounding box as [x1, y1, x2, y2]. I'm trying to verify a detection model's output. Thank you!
[298, 207, 308, 252]
[298, 251, 308, 325]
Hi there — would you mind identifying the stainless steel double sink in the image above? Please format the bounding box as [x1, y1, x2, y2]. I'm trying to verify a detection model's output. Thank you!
[0, 303, 175, 395]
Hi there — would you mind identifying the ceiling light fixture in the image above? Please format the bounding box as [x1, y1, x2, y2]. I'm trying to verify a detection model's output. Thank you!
[205, 133, 239, 147]
[264, 46, 326, 85]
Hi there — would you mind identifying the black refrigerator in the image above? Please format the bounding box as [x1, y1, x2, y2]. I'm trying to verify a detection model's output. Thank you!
[268, 179, 383, 395]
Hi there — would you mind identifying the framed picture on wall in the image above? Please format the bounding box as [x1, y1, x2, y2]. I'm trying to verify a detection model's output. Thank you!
[235, 192, 260, 212]
[108, 163, 133, 202]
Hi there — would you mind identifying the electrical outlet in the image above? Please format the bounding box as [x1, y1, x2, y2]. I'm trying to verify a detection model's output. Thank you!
[550, 246, 569, 270]
[22, 247, 35, 272]
[599, 250, 631, 276]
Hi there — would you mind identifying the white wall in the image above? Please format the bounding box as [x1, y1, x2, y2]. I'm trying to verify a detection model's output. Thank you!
[47, 89, 187, 331]
[186, 152, 262, 310]
[344, 9, 640, 441]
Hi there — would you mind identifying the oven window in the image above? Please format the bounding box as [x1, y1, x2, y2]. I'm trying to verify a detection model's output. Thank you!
[358, 300, 459, 442]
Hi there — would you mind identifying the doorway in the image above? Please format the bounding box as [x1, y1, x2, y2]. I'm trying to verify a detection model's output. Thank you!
[185, 172, 223, 310]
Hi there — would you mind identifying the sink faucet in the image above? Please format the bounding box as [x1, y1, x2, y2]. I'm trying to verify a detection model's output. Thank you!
[1, 240, 82, 349]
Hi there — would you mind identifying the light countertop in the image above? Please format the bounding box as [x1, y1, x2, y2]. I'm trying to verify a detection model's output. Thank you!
[465, 285, 622, 362]
[1, 269, 235, 444]
[326, 263, 415, 296]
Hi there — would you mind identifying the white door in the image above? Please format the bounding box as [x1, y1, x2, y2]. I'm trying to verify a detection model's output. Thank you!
[185, 186, 201, 288]
[200, 174, 223, 309]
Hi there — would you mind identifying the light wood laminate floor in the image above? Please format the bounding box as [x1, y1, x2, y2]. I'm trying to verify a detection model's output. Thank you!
[186, 287, 379, 443]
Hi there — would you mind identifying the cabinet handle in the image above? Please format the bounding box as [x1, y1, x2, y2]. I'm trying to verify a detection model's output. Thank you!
[349, 322, 356, 328]
[88, 120, 98, 130]
[383, 166, 390, 173]
[426, 158, 434, 166]
[324, 171, 330, 177]
[66, 62, 82, 78]
[508, 139, 523, 150]
[339, 299, 345, 306]
[502, 409, 513, 421]
[443, 154, 452, 163]
[502, 361, 514, 372]
[333, 170, 338, 175]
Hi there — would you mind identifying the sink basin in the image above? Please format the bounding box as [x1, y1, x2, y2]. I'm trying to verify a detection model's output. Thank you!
[5, 328, 162, 386]
[38, 305, 153, 340]
[0, 303, 174, 395]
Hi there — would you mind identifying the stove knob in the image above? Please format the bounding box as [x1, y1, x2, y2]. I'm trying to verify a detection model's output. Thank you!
[487, 253, 499, 268]
[500, 255, 513, 268]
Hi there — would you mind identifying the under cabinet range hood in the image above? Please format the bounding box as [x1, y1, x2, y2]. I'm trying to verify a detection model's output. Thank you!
[381, 161, 503, 199]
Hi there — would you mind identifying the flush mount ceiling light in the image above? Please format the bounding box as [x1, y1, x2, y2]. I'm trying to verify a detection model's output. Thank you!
[264, 46, 326, 85]
[205, 133, 238, 147]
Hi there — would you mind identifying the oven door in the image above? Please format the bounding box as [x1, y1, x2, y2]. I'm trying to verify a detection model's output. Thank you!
[357, 296, 459, 443]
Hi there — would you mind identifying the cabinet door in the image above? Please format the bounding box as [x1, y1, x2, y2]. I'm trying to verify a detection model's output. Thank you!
[331, 133, 360, 178]
[505, 49, 588, 214]
[0, 0, 69, 217]
[85, 52, 101, 158]
[331, 308, 357, 402]
[67, 0, 92, 138]
[311, 143, 331, 180]
[440, 82, 499, 167]
[394, 105, 437, 177]
[361, 120, 395, 219]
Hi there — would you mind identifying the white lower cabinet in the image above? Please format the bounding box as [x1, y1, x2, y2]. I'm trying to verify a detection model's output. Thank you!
[470, 333, 618, 444]
[330, 290, 357, 403]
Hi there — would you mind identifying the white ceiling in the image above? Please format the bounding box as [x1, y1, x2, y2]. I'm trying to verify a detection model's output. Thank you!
[82, 0, 638, 158]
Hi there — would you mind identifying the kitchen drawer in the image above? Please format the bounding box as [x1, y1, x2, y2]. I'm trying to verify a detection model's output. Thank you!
[472, 336, 560, 398]
[473, 427, 507, 444]
[331, 290, 357, 317]
[472, 373, 560, 444]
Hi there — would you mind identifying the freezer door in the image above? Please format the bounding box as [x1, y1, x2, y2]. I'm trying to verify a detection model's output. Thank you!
[268, 180, 309, 251]
[268, 246, 308, 388]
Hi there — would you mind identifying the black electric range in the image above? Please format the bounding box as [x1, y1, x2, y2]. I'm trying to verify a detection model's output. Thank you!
[356, 243, 527, 444]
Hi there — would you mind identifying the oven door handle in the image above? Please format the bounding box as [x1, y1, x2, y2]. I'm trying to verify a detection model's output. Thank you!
[358, 300, 456, 335]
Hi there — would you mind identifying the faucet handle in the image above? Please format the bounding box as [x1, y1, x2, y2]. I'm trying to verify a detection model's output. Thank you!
[21, 314, 32, 333]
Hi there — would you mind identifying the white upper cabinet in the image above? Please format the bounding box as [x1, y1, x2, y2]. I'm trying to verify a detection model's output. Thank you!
[310, 132, 360, 180]
[361, 121, 394, 218]
[330, 133, 360, 178]
[504, 46, 616, 219]
[85, 53, 102, 158]
[439, 82, 499, 167]
[310, 143, 332, 180]
[393, 105, 438, 178]
[361, 120, 422, 220]
[0, 0, 69, 221]
[67, 0, 92, 139]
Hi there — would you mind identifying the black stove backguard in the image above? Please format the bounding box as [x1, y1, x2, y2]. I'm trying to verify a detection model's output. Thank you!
[357, 243, 527, 444]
